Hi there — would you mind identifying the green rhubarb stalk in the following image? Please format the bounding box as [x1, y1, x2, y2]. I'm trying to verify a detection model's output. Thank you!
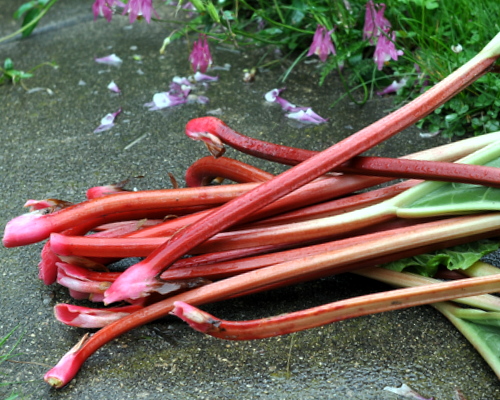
[433, 302, 500, 380]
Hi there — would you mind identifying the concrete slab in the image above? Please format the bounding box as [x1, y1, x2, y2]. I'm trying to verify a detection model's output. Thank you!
[1, 1, 500, 399]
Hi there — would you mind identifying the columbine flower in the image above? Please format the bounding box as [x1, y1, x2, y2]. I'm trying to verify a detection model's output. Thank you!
[376, 77, 408, 96]
[373, 29, 403, 70]
[363, 0, 391, 44]
[95, 54, 123, 66]
[122, 0, 158, 23]
[94, 108, 122, 133]
[307, 25, 336, 62]
[189, 34, 213, 73]
[92, 0, 125, 22]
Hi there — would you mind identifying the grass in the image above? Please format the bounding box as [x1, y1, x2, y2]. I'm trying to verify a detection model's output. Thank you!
[0, 327, 24, 400]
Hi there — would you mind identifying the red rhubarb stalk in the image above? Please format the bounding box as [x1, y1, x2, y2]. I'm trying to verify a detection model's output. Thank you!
[103, 38, 500, 304]
[44, 212, 500, 387]
[185, 153, 500, 188]
[185, 156, 274, 186]
[170, 273, 500, 340]
[3, 184, 257, 248]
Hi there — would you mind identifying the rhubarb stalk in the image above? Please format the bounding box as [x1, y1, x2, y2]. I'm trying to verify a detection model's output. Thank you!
[103, 34, 500, 304]
[45, 212, 500, 387]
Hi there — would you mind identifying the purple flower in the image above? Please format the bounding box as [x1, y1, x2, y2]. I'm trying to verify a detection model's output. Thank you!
[307, 25, 336, 62]
[189, 34, 213, 73]
[363, 1, 391, 44]
[122, 0, 158, 23]
[94, 108, 122, 133]
[373, 29, 403, 70]
[92, 0, 125, 22]
[376, 77, 407, 96]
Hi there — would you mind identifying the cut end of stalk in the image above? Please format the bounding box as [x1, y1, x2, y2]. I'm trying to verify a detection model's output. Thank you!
[171, 301, 220, 333]
[3, 211, 50, 247]
[44, 333, 89, 389]
[44, 376, 64, 389]
[185, 117, 226, 157]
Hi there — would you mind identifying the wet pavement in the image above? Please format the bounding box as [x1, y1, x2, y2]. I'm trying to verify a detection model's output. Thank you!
[1, 1, 500, 399]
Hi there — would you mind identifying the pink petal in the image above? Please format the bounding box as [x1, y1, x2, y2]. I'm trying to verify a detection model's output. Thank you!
[286, 108, 328, 124]
[94, 108, 122, 133]
[193, 71, 219, 82]
[95, 54, 123, 66]
[107, 80, 121, 93]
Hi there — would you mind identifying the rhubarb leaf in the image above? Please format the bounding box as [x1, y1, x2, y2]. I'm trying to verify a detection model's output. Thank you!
[383, 240, 499, 276]
[395, 154, 500, 217]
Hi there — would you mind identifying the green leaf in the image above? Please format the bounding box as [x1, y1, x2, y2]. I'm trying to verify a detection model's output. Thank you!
[383, 240, 499, 276]
[400, 155, 500, 216]
[4, 58, 14, 71]
[13, 1, 36, 20]
[21, 7, 41, 37]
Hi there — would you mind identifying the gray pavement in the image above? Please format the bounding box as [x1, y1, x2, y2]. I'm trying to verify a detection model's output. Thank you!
[1, 1, 500, 399]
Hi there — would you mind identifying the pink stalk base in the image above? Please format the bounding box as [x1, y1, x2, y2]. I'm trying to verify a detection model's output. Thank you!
[3, 184, 257, 248]
[54, 304, 143, 328]
[3, 212, 53, 248]
[44, 334, 90, 389]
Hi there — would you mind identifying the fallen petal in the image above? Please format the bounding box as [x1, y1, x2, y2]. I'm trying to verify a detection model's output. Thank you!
[94, 108, 122, 133]
[145, 92, 187, 111]
[286, 108, 328, 124]
[264, 88, 283, 102]
[107, 80, 121, 93]
[383, 384, 434, 400]
[95, 54, 123, 66]
[193, 71, 219, 82]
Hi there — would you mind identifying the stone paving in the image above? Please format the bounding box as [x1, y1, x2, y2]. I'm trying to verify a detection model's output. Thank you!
[1, 1, 500, 399]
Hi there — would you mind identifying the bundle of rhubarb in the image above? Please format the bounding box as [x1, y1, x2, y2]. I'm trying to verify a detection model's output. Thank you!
[5, 33, 500, 388]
